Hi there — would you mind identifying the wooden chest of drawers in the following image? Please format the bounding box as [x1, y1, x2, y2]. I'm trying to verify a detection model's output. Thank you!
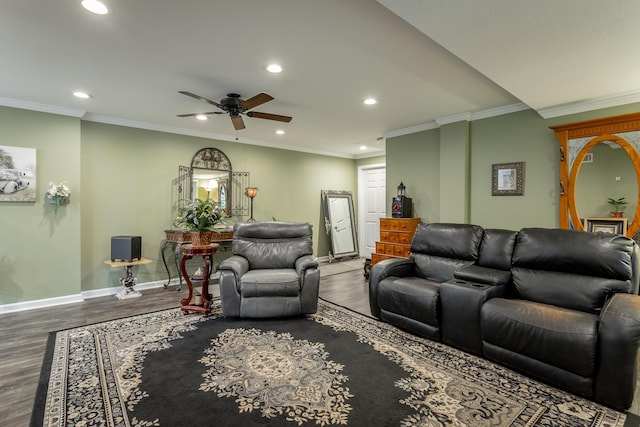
[371, 217, 421, 266]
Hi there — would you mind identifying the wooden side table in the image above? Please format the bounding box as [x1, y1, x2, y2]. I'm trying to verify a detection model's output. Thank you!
[180, 244, 219, 315]
[104, 258, 153, 300]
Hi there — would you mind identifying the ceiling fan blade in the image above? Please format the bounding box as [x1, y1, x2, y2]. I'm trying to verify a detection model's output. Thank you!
[176, 111, 223, 117]
[247, 111, 293, 123]
[178, 91, 222, 108]
[231, 115, 245, 130]
[241, 92, 274, 110]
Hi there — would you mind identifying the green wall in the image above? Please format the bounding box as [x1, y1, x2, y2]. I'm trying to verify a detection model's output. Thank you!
[386, 102, 640, 230]
[1, 109, 358, 305]
[5, 98, 640, 307]
[0, 107, 81, 304]
[386, 129, 440, 221]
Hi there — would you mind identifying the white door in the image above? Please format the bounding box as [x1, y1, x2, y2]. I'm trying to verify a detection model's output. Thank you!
[358, 164, 386, 258]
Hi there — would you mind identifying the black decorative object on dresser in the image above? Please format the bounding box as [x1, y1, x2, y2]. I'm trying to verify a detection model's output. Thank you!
[369, 223, 640, 410]
[391, 181, 412, 218]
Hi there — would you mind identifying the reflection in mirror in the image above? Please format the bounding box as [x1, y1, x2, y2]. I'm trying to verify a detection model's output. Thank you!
[321, 190, 359, 261]
[575, 142, 638, 224]
[192, 169, 230, 210]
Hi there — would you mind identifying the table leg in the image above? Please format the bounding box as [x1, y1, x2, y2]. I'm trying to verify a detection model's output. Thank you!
[160, 239, 172, 288]
[174, 242, 184, 291]
[115, 265, 142, 300]
[180, 254, 193, 307]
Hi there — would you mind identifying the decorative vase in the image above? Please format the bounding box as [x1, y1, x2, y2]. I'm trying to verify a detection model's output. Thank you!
[610, 211, 624, 218]
[190, 231, 213, 247]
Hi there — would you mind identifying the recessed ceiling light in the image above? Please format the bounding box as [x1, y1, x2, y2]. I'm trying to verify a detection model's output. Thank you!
[275, 129, 285, 135]
[266, 64, 283, 73]
[363, 98, 377, 105]
[360, 145, 367, 150]
[81, 0, 109, 14]
[73, 91, 91, 99]
[196, 114, 208, 121]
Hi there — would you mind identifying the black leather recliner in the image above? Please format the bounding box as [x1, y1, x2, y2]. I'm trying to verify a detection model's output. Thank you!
[369, 223, 484, 339]
[218, 221, 319, 318]
[481, 228, 640, 410]
[369, 223, 640, 410]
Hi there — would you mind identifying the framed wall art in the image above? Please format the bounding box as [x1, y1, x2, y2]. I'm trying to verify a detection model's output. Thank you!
[492, 162, 525, 196]
[0, 145, 36, 202]
[583, 217, 628, 235]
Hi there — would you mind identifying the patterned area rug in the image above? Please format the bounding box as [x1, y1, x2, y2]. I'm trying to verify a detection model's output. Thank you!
[31, 299, 633, 426]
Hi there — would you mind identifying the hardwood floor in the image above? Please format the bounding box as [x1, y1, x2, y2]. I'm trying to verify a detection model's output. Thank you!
[2, 263, 638, 425]
[0, 264, 369, 426]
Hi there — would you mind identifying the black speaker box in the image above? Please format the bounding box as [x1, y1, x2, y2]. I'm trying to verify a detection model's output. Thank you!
[111, 236, 142, 262]
[391, 196, 413, 218]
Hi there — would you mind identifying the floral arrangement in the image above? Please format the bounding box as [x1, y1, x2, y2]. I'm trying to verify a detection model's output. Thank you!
[46, 181, 71, 214]
[173, 198, 225, 231]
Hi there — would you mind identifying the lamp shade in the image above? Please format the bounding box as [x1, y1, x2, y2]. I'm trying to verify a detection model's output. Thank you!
[245, 187, 258, 198]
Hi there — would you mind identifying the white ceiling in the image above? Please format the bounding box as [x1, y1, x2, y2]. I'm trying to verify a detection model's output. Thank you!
[1, 1, 639, 159]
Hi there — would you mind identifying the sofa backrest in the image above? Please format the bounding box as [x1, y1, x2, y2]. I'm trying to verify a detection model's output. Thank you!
[511, 228, 637, 313]
[478, 229, 517, 270]
[232, 221, 313, 270]
[410, 223, 484, 282]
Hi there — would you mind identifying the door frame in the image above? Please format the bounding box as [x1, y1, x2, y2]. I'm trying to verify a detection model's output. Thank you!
[357, 163, 386, 258]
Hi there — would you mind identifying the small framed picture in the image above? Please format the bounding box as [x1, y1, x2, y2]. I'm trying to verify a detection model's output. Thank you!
[492, 162, 524, 196]
[583, 217, 628, 234]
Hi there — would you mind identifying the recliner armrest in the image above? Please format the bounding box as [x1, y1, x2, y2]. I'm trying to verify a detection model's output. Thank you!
[594, 293, 640, 410]
[218, 255, 250, 279]
[454, 264, 512, 286]
[369, 258, 417, 318]
[296, 254, 318, 275]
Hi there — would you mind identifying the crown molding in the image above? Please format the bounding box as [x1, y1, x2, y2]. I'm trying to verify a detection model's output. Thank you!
[537, 90, 640, 119]
[384, 102, 530, 139]
[471, 102, 530, 120]
[383, 121, 440, 138]
[435, 112, 472, 126]
[0, 96, 85, 118]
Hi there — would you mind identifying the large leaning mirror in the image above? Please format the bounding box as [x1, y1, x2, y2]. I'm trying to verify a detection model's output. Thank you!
[321, 190, 359, 261]
[551, 113, 640, 238]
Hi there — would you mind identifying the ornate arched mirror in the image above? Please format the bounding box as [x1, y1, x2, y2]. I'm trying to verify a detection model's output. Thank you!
[174, 147, 250, 217]
[551, 113, 640, 237]
[190, 147, 232, 214]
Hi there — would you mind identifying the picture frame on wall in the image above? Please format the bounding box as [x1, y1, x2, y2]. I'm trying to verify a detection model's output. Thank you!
[583, 217, 628, 235]
[0, 145, 36, 202]
[492, 162, 525, 196]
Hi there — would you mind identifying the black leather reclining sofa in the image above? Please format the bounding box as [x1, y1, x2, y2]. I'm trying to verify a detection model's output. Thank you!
[369, 223, 640, 410]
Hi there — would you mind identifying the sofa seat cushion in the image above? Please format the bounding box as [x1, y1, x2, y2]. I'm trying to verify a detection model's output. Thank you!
[481, 298, 598, 378]
[378, 276, 440, 327]
[240, 269, 300, 297]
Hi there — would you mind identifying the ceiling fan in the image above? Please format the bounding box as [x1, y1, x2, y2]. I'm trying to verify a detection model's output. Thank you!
[177, 91, 292, 130]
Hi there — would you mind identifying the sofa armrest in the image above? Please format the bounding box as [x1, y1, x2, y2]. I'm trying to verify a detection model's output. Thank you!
[454, 264, 512, 286]
[369, 258, 416, 318]
[594, 293, 640, 410]
[295, 254, 318, 275]
[218, 255, 250, 282]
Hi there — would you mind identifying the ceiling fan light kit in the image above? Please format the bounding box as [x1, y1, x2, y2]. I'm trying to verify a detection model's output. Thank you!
[178, 91, 292, 131]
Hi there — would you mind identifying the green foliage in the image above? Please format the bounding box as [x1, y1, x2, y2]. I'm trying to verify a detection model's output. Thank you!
[607, 197, 628, 212]
[173, 199, 225, 231]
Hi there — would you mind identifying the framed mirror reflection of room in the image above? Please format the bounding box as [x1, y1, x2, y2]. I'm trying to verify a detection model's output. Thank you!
[551, 113, 640, 238]
[321, 190, 359, 262]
